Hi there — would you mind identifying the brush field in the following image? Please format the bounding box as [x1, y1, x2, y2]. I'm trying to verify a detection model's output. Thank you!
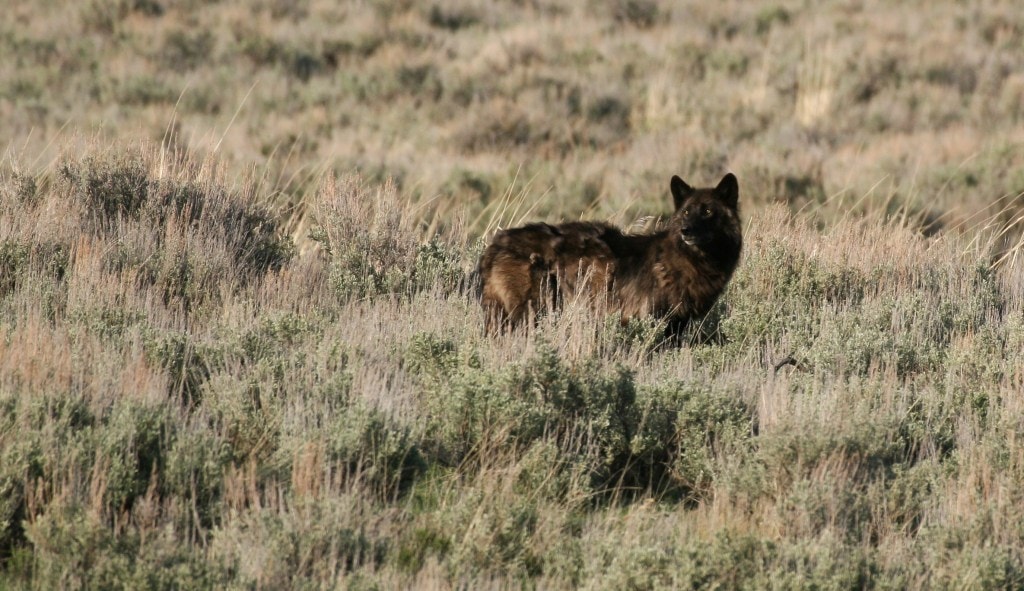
[3, 0, 1024, 589]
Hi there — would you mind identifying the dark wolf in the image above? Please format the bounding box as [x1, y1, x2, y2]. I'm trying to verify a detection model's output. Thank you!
[477, 173, 742, 341]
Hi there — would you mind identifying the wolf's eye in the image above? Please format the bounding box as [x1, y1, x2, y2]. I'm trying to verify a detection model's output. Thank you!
[701, 207, 713, 218]
[682, 208, 690, 217]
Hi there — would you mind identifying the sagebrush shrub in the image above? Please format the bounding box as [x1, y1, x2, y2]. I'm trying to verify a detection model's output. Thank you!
[408, 334, 756, 500]
[311, 176, 465, 301]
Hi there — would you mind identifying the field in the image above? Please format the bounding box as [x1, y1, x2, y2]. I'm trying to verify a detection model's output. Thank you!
[3, 0, 1024, 588]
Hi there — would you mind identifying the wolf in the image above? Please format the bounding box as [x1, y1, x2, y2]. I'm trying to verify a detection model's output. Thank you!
[477, 173, 742, 341]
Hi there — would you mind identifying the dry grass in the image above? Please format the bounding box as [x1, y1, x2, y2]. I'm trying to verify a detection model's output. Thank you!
[0, 138, 1022, 588]
[5, 0, 1024, 231]
[3, 0, 1024, 588]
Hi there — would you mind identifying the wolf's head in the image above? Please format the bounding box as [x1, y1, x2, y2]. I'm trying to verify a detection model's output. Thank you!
[667, 173, 742, 259]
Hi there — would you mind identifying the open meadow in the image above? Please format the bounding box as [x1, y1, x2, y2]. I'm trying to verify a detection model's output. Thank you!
[3, 0, 1024, 588]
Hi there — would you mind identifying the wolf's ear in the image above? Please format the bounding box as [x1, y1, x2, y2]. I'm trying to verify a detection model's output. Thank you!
[715, 173, 739, 209]
[670, 175, 693, 210]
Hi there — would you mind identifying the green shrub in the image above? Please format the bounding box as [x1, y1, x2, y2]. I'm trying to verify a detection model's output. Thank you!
[311, 178, 467, 302]
[210, 499, 388, 587]
[95, 402, 171, 515]
[0, 241, 29, 298]
[62, 155, 150, 220]
[412, 238, 466, 296]
[426, 4, 480, 30]
[755, 6, 791, 35]
[0, 402, 36, 568]
[610, 0, 661, 29]
[325, 405, 426, 500]
[22, 503, 229, 590]
[408, 335, 756, 500]
[61, 156, 293, 282]
[236, 31, 335, 81]
[159, 29, 215, 72]
[144, 330, 221, 405]
[162, 427, 232, 532]
[724, 229, 1005, 378]
[640, 381, 756, 501]
[148, 180, 295, 277]
[238, 312, 317, 364]
[395, 524, 452, 574]
[116, 75, 178, 106]
[9, 173, 39, 206]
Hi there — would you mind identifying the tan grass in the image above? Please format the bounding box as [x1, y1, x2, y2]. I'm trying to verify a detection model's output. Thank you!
[4, 1, 1024, 587]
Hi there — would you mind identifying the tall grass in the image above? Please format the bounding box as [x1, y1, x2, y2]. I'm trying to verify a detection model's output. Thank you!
[4, 0, 1024, 587]
[1, 141, 1023, 588]
[5, 1, 1024, 230]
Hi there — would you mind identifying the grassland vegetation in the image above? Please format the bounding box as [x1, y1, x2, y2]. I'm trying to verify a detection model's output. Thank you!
[2, 0, 1024, 588]
[2, 140, 1024, 588]
[5, 1, 1024, 232]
